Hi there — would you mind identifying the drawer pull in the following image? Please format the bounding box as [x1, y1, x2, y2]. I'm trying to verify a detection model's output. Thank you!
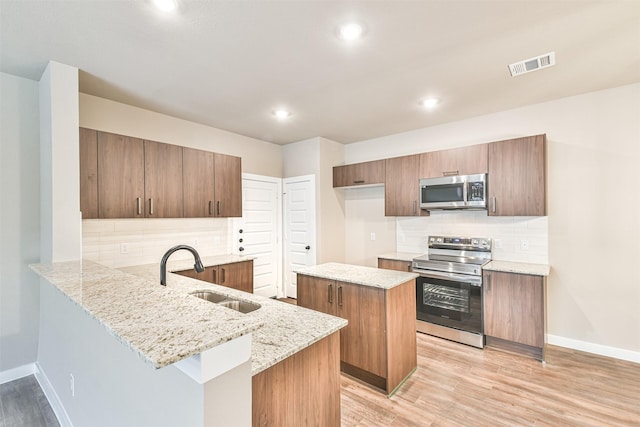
[353, 180, 365, 184]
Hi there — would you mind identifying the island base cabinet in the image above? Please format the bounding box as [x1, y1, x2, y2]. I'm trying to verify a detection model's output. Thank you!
[252, 332, 340, 426]
[297, 274, 417, 396]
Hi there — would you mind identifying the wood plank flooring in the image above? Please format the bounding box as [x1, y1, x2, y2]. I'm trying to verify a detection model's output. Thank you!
[0, 375, 59, 427]
[341, 333, 640, 426]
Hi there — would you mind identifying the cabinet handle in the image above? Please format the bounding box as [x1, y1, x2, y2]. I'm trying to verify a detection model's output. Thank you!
[443, 170, 459, 176]
[221, 267, 226, 283]
[209, 201, 213, 215]
[136, 197, 141, 215]
[217, 201, 221, 215]
[338, 286, 343, 307]
[328, 284, 333, 303]
[353, 180, 365, 184]
[486, 274, 491, 292]
[149, 198, 153, 215]
[413, 200, 417, 215]
[492, 197, 496, 213]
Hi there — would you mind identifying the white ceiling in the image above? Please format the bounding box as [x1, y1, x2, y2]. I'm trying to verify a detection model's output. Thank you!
[1, 1, 639, 145]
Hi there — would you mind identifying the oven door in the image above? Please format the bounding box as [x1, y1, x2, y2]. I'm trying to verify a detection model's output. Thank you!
[415, 271, 482, 334]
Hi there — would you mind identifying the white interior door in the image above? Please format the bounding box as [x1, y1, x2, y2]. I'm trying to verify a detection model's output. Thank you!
[240, 174, 282, 298]
[283, 175, 316, 298]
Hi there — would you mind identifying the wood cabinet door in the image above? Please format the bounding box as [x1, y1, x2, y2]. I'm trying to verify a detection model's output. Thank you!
[144, 140, 184, 218]
[419, 144, 488, 178]
[333, 160, 385, 187]
[79, 127, 99, 219]
[488, 135, 546, 216]
[337, 281, 387, 378]
[97, 131, 145, 218]
[296, 274, 335, 315]
[377, 259, 412, 272]
[216, 260, 253, 293]
[183, 147, 215, 218]
[385, 155, 422, 216]
[483, 271, 544, 348]
[213, 153, 242, 217]
[174, 266, 215, 283]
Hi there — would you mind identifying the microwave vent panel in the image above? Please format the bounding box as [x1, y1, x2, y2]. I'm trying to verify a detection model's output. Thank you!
[508, 52, 556, 77]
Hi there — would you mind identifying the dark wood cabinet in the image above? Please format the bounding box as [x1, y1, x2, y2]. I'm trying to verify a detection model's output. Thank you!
[297, 274, 416, 395]
[488, 135, 546, 216]
[385, 155, 424, 217]
[97, 131, 145, 219]
[182, 147, 215, 218]
[79, 127, 99, 219]
[175, 260, 253, 293]
[214, 153, 242, 217]
[419, 144, 488, 178]
[483, 270, 546, 360]
[144, 140, 184, 218]
[378, 258, 412, 272]
[333, 160, 385, 188]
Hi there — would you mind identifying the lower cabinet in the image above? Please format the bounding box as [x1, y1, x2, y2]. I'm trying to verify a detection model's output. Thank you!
[252, 332, 340, 427]
[174, 260, 253, 293]
[378, 258, 412, 272]
[297, 274, 417, 395]
[483, 270, 546, 360]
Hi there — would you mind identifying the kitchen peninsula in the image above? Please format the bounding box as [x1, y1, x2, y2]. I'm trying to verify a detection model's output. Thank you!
[30, 259, 347, 427]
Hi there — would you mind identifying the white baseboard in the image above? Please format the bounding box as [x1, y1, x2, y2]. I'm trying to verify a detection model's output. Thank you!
[548, 334, 640, 364]
[0, 363, 38, 384]
[34, 362, 74, 427]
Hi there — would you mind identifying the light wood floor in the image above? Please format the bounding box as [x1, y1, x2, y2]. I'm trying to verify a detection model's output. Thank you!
[341, 333, 640, 426]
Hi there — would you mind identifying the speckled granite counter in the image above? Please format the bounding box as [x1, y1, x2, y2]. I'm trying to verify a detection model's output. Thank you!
[377, 252, 423, 262]
[31, 260, 347, 375]
[295, 262, 418, 289]
[484, 260, 550, 276]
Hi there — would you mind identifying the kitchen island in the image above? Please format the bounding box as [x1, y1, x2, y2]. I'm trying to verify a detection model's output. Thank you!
[30, 259, 347, 427]
[296, 262, 418, 396]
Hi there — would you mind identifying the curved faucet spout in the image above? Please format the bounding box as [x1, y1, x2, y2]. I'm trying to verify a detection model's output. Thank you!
[160, 245, 205, 286]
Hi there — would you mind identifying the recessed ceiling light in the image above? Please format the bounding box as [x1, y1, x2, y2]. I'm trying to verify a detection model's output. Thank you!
[337, 22, 364, 41]
[420, 98, 440, 109]
[152, 0, 178, 13]
[273, 109, 291, 120]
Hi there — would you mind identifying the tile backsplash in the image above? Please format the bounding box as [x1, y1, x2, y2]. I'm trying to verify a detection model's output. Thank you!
[397, 210, 548, 264]
[82, 218, 234, 268]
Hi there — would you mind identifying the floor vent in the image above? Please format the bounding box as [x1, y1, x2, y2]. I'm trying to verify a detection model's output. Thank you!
[508, 52, 556, 77]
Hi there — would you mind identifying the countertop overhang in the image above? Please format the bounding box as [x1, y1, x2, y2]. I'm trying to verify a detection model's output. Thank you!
[296, 262, 419, 289]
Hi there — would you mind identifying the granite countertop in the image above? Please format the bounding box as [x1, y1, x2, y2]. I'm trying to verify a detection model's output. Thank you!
[295, 262, 418, 289]
[377, 252, 423, 262]
[484, 260, 550, 276]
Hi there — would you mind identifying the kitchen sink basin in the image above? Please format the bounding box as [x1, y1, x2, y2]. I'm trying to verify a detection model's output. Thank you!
[190, 291, 261, 314]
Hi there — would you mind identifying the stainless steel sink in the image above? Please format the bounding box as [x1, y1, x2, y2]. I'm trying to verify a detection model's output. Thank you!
[190, 291, 260, 314]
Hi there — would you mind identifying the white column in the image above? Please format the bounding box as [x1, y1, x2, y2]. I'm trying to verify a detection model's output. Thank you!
[39, 61, 81, 262]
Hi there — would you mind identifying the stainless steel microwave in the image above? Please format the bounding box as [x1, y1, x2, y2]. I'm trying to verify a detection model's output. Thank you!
[419, 173, 487, 210]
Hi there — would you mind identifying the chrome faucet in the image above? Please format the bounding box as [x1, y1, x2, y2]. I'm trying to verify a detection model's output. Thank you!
[160, 245, 205, 286]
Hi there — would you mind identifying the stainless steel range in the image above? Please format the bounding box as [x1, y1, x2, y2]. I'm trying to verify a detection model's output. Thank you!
[412, 236, 492, 348]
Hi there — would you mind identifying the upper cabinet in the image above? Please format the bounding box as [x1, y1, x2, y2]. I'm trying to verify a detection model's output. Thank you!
[333, 160, 385, 188]
[488, 135, 546, 216]
[183, 147, 215, 218]
[81, 128, 242, 219]
[384, 155, 424, 217]
[97, 131, 145, 219]
[419, 144, 488, 178]
[144, 140, 184, 218]
[79, 128, 99, 219]
[214, 153, 242, 217]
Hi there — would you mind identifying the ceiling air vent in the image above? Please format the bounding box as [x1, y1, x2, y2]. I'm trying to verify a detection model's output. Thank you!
[508, 52, 556, 77]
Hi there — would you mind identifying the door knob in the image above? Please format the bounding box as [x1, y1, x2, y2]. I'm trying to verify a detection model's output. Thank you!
[305, 246, 311, 250]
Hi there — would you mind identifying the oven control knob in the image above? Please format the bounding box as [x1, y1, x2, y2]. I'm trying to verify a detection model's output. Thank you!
[437, 238, 443, 243]
[472, 239, 478, 245]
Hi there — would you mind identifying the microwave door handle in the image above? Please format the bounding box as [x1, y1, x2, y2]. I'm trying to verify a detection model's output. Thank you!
[462, 180, 468, 205]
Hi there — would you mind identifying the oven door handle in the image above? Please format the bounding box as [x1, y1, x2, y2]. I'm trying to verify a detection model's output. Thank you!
[413, 269, 482, 286]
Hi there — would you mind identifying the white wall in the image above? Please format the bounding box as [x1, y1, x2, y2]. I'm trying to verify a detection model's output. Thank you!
[343, 83, 640, 357]
[0, 72, 41, 371]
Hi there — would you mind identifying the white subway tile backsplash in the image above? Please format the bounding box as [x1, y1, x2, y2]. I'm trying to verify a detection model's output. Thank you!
[397, 212, 548, 264]
[82, 218, 232, 267]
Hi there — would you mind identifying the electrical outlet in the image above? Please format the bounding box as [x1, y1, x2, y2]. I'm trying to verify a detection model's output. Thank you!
[520, 239, 530, 251]
[193, 239, 199, 247]
[370, 232, 376, 241]
[120, 243, 129, 254]
[494, 239, 503, 249]
[214, 236, 221, 245]
[69, 373, 75, 397]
